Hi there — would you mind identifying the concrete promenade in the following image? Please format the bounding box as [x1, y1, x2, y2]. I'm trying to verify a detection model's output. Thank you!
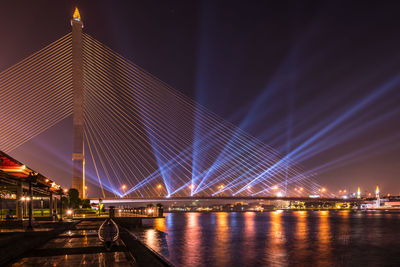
[11, 220, 136, 266]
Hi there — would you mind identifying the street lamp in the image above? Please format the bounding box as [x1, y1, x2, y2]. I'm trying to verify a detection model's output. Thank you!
[247, 185, 252, 195]
[121, 185, 126, 197]
[67, 209, 73, 218]
[157, 184, 162, 196]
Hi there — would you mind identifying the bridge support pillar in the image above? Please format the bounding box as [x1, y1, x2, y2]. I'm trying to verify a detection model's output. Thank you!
[71, 8, 85, 199]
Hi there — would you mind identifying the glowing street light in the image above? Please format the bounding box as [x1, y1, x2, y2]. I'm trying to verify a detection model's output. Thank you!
[157, 184, 163, 197]
[121, 185, 127, 198]
[67, 209, 73, 218]
[272, 185, 278, 190]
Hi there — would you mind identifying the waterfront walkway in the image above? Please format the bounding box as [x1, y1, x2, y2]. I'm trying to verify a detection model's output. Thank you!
[12, 220, 136, 266]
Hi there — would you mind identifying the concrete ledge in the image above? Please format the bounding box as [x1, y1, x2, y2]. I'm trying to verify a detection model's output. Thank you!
[119, 227, 174, 267]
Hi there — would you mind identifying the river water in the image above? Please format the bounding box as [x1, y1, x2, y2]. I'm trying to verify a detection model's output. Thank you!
[136, 211, 400, 267]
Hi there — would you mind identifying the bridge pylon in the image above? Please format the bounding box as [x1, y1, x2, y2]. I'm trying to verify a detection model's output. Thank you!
[71, 7, 85, 199]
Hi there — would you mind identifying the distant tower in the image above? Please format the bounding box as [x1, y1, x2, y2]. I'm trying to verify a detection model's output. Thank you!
[71, 7, 85, 199]
[375, 185, 380, 199]
[357, 187, 361, 199]
[374, 185, 380, 208]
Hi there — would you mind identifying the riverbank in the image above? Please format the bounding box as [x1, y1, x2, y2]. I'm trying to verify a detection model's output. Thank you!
[4, 218, 173, 267]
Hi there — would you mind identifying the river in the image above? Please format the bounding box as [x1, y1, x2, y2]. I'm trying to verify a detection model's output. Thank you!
[135, 211, 400, 266]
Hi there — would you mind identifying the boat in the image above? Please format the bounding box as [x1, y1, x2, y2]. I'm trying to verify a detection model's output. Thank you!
[98, 218, 119, 249]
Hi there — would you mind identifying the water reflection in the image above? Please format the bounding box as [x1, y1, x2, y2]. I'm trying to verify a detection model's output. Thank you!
[242, 212, 255, 265]
[293, 211, 308, 263]
[214, 212, 230, 267]
[338, 210, 351, 246]
[138, 211, 400, 267]
[267, 210, 287, 266]
[145, 229, 158, 249]
[183, 213, 201, 267]
[316, 211, 332, 266]
[154, 217, 166, 233]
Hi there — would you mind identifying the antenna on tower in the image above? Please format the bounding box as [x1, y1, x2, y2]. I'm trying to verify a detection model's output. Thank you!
[73, 7, 81, 21]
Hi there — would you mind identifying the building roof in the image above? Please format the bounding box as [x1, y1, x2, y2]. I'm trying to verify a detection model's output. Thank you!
[0, 150, 63, 193]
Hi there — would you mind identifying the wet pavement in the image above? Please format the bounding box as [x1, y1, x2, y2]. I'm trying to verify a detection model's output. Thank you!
[12, 220, 137, 267]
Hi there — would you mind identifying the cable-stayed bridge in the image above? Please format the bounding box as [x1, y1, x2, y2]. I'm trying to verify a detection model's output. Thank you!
[0, 9, 322, 200]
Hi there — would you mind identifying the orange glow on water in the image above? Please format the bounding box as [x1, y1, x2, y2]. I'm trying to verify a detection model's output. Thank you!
[293, 211, 309, 262]
[183, 213, 201, 267]
[145, 229, 157, 249]
[242, 212, 256, 264]
[317, 210, 332, 265]
[214, 212, 230, 266]
[267, 211, 287, 264]
[154, 217, 166, 233]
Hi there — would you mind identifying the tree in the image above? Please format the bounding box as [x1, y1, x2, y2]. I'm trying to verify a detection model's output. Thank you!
[61, 196, 69, 208]
[82, 199, 91, 208]
[68, 188, 81, 209]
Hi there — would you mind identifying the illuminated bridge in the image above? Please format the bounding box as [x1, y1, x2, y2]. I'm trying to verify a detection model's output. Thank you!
[0, 8, 324, 200]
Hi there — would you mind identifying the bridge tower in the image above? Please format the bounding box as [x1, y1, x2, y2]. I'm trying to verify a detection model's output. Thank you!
[71, 8, 85, 199]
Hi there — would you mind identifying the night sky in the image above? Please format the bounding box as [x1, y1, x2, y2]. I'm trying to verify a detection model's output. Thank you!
[1, 1, 399, 195]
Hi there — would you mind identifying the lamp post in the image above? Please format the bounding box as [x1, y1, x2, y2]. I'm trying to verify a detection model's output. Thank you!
[157, 184, 162, 196]
[27, 172, 38, 230]
[98, 198, 102, 216]
[122, 185, 126, 197]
